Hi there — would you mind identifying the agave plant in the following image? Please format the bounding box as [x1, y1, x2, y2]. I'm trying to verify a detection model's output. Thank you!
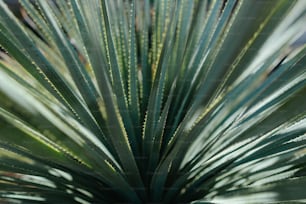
[0, 0, 306, 203]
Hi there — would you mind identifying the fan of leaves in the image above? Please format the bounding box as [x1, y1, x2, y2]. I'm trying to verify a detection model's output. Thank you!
[0, 0, 306, 203]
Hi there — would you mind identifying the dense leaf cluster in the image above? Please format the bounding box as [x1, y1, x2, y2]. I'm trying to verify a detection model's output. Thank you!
[0, 0, 306, 203]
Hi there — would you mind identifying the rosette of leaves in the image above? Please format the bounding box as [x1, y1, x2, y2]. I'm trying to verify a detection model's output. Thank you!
[0, 0, 306, 203]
